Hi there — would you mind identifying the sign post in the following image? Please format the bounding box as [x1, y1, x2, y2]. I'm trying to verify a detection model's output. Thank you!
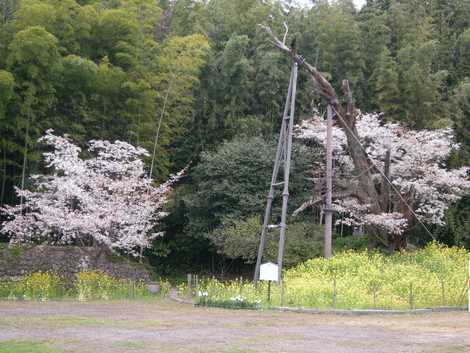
[468, 260, 470, 313]
[260, 262, 279, 303]
[268, 280, 271, 302]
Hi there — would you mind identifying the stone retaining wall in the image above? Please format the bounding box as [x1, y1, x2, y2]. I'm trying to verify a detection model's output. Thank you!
[0, 245, 152, 283]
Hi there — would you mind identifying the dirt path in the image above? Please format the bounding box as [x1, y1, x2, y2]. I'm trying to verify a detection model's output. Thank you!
[0, 300, 469, 353]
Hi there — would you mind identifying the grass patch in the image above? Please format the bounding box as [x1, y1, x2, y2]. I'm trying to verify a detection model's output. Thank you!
[421, 346, 470, 353]
[116, 340, 151, 349]
[0, 315, 103, 328]
[0, 340, 60, 353]
[0, 315, 176, 330]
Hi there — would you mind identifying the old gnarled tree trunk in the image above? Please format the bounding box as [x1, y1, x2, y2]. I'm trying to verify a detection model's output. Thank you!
[259, 25, 406, 250]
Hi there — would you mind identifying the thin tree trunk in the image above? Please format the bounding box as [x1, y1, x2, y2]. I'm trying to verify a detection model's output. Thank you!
[136, 107, 141, 147]
[340, 213, 344, 237]
[149, 80, 172, 181]
[0, 140, 6, 206]
[20, 120, 30, 208]
[381, 148, 392, 212]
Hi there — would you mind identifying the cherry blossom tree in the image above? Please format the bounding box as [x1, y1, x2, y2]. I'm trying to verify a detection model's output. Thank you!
[258, 24, 469, 250]
[0, 130, 186, 256]
[294, 113, 470, 247]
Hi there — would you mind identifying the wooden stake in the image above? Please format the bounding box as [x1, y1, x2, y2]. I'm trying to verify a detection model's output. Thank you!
[280, 280, 285, 307]
[441, 281, 445, 306]
[333, 278, 337, 308]
[187, 273, 192, 298]
[409, 282, 414, 310]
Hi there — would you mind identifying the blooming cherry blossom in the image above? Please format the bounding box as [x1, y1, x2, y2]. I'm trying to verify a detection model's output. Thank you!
[1, 130, 186, 256]
[295, 113, 470, 236]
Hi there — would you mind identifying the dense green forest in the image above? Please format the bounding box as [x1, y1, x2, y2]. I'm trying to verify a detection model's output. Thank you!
[1, 0, 469, 274]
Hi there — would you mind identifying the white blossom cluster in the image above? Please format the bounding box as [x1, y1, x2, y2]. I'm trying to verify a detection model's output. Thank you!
[363, 213, 409, 235]
[295, 113, 470, 234]
[229, 294, 247, 302]
[1, 130, 186, 256]
[333, 198, 370, 228]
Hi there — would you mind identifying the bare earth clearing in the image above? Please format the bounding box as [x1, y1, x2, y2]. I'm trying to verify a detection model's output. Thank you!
[0, 300, 469, 353]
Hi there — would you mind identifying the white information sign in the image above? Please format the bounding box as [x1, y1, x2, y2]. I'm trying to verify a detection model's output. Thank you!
[259, 262, 279, 282]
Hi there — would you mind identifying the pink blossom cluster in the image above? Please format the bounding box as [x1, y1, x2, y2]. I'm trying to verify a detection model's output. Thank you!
[295, 113, 470, 234]
[1, 130, 186, 256]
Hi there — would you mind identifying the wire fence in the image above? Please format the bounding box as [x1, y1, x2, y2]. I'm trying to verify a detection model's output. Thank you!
[185, 274, 470, 310]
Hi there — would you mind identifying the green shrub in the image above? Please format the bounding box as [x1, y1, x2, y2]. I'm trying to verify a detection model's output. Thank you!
[8, 245, 23, 258]
[0, 281, 17, 299]
[209, 217, 324, 267]
[334, 235, 368, 252]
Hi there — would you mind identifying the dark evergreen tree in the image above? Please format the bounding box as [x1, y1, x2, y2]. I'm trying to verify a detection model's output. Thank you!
[372, 46, 400, 118]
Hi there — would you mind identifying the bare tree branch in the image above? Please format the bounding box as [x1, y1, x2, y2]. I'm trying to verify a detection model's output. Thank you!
[293, 197, 323, 216]
[342, 79, 357, 125]
[258, 25, 341, 106]
[282, 22, 289, 45]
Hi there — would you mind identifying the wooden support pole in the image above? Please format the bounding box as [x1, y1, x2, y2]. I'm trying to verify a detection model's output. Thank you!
[268, 280, 271, 303]
[277, 62, 298, 283]
[324, 105, 333, 259]
[254, 66, 295, 285]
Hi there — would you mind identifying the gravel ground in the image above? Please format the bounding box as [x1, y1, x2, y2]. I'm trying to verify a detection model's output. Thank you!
[0, 300, 469, 353]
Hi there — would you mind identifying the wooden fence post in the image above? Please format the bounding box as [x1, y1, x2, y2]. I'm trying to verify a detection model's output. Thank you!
[409, 282, 414, 310]
[187, 273, 192, 298]
[373, 286, 377, 309]
[332, 279, 337, 309]
[441, 280, 445, 306]
[280, 280, 285, 307]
